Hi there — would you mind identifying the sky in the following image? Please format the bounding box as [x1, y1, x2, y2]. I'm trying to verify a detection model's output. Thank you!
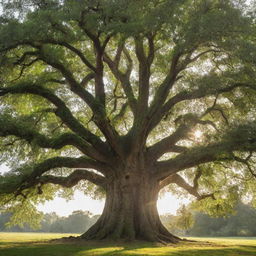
[0, 164, 189, 216]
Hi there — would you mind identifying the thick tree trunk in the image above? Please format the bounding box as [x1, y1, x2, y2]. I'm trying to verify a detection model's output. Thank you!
[80, 172, 181, 243]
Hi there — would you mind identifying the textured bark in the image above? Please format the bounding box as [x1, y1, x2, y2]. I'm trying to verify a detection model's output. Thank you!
[81, 171, 180, 243]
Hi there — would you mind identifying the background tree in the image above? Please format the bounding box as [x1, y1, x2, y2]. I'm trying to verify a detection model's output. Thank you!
[1, 0, 256, 243]
[168, 205, 194, 235]
[188, 202, 256, 237]
[0, 210, 97, 233]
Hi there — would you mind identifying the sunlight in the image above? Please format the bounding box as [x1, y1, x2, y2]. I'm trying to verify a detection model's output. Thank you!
[37, 191, 105, 216]
[194, 130, 203, 140]
[157, 193, 190, 215]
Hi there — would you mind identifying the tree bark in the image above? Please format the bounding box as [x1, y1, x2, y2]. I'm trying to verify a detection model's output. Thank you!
[81, 171, 181, 243]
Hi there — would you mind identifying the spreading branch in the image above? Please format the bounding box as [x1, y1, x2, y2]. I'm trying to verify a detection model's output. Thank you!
[0, 83, 110, 156]
[37, 48, 122, 155]
[0, 117, 107, 162]
[154, 126, 256, 181]
[0, 156, 109, 196]
[39, 169, 106, 188]
[103, 52, 137, 113]
[159, 173, 215, 200]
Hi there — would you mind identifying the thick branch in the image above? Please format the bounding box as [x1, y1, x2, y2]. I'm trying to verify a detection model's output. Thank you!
[148, 51, 181, 120]
[80, 73, 95, 87]
[0, 117, 107, 162]
[0, 156, 109, 195]
[159, 173, 215, 200]
[38, 49, 98, 108]
[0, 83, 109, 156]
[6, 167, 107, 196]
[40, 169, 106, 188]
[22, 156, 110, 188]
[147, 124, 190, 161]
[149, 82, 256, 133]
[56, 41, 96, 72]
[38, 50, 121, 154]
[103, 53, 137, 113]
[147, 114, 217, 161]
[154, 126, 256, 181]
[135, 37, 150, 113]
[3, 39, 121, 154]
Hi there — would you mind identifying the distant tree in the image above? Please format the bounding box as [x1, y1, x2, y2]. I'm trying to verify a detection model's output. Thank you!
[1, 0, 256, 242]
[40, 212, 60, 232]
[0, 210, 97, 233]
[169, 205, 194, 235]
[0, 212, 12, 231]
[60, 210, 92, 233]
[188, 202, 256, 236]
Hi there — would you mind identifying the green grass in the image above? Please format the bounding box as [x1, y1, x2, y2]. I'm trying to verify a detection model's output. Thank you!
[0, 232, 256, 256]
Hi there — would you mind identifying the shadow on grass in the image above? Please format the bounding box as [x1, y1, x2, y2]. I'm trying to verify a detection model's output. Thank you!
[1, 241, 256, 256]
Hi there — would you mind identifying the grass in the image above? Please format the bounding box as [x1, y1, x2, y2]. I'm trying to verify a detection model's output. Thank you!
[0, 232, 256, 256]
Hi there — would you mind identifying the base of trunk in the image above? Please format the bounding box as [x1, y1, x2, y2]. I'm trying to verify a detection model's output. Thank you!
[80, 218, 181, 244]
[80, 178, 181, 243]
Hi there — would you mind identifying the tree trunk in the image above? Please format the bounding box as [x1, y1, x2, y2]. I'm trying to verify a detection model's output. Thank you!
[81, 172, 181, 243]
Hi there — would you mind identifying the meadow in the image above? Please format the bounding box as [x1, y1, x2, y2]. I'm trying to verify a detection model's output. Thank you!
[0, 232, 256, 256]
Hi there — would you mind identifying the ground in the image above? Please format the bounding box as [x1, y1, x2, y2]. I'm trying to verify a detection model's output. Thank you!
[0, 233, 256, 256]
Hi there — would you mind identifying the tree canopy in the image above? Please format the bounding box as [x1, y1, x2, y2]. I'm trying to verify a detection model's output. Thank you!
[1, 0, 256, 242]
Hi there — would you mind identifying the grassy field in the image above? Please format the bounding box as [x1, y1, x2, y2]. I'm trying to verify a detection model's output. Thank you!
[0, 232, 256, 256]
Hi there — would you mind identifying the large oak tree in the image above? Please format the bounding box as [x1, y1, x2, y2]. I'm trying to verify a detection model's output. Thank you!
[1, 0, 256, 243]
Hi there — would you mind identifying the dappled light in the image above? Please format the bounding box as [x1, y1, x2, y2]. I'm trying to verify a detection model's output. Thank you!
[0, 233, 256, 256]
[194, 130, 203, 140]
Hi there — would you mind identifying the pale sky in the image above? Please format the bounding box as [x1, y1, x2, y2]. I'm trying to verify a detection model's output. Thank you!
[0, 164, 189, 216]
[36, 191, 189, 216]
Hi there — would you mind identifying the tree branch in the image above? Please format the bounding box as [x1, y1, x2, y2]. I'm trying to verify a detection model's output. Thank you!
[0, 82, 110, 156]
[147, 114, 217, 162]
[159, 173, 215, 200]
[0, 116, 107, 162]
[154, 123, 256, 180]
[27, 156, 109, 181]
[0, 155, 109, 195]
[39, 169, 106, 188]
[103, 53, 137, 113]
[56, 41, 96, 72]
[147, 124, 190, 161]
[149, 82, 255, 133]
[38, 49, 122, 155]
[135, 37, 150, 113]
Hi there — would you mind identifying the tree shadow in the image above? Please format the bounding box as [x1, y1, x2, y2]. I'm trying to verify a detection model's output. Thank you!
[1, 241, 256, 256]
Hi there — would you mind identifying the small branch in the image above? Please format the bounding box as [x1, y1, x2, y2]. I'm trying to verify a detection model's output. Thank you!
[80, 73, 95, 87]
[45, 40, 97, 72]
[9, 58, 41, 83]
[232, 153, 256, 178]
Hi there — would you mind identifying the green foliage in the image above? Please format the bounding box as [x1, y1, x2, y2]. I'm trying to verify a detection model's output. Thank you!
[1, 0, 256, 232]
[6, 200, 43, 229]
